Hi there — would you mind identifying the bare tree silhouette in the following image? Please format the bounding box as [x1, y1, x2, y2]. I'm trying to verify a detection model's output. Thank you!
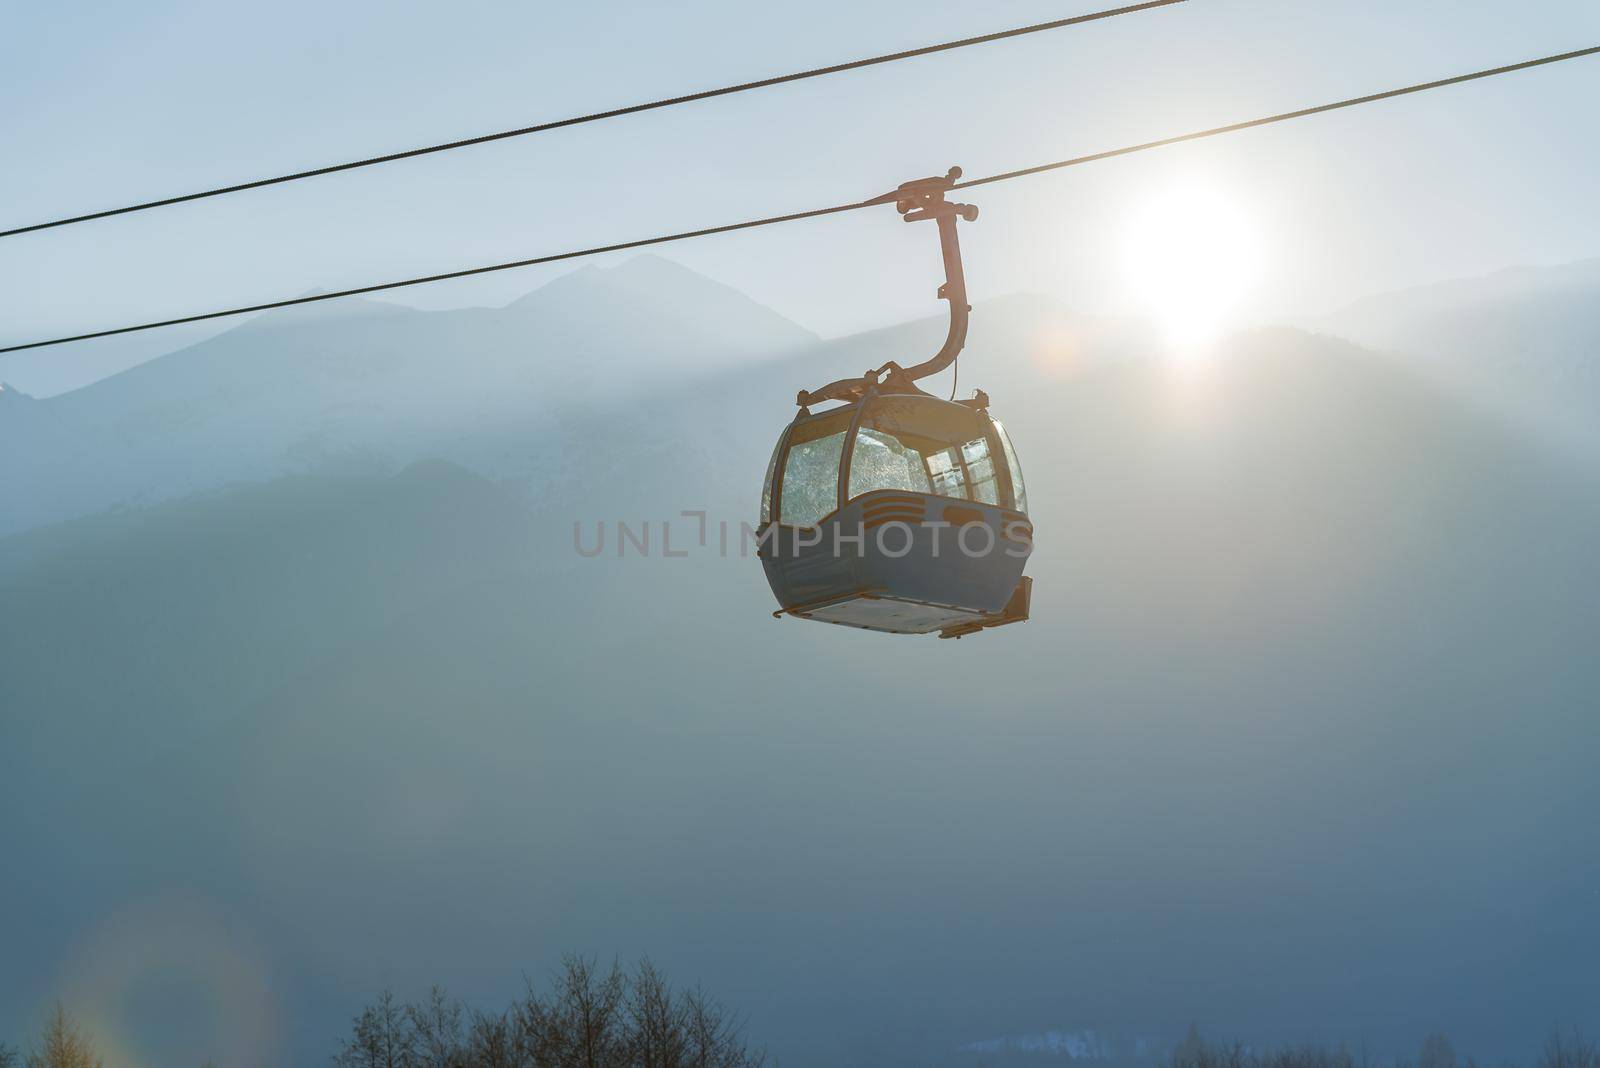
[23, 1004, 100, 1068]
[331, 955, 763, 1068]
[1538, 1030, 1600, 1068]
[410, 987, 468, 1068]
[466, 1010, 518, 1068]
[334, 989, 413, 1068]
[519, 955, 628, 1068]
[627, 959, 690, 1068]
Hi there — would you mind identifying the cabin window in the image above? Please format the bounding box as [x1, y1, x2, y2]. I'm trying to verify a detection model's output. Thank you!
[920, 437, 997, 504]
[992, 419, 1028, 514]
[850, 397, 1006, 506]
[776, 399, 1021, 524]
[780, 432, 845, 526]
[962, 437, 999, 504]
[760, 437, 782, 525]
[775, 408, 854, 527]
[848, 427, 933, 499]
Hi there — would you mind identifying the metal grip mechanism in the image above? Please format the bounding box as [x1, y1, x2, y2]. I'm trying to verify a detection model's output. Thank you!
[797, 167, 978, 407]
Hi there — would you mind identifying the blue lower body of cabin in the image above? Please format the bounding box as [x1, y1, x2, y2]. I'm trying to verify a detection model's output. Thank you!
[759, 490, 1032, 638]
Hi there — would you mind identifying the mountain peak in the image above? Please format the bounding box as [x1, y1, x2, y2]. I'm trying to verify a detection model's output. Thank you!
[597, 252, 728, 289]
[506, 254, 818, 356]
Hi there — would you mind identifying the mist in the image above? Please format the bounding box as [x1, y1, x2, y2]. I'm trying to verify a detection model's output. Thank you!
[2, 254, 1597, 1065]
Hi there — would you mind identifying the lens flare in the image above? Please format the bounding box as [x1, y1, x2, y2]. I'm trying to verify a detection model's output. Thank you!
[55, 895, 278, 1068]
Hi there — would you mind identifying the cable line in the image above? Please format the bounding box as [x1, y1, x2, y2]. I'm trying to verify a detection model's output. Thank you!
[3, 44, 1595, 356]
[2, 202, 871, 352]
[0, 0, 1186, 241]
[953, 45, 1600, 190]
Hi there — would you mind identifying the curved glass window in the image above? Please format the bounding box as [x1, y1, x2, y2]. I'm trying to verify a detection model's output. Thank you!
[780, 433, 844, 526]
[991, 418, 1028, 515]
[775, 399, 1023, 524]
[847, 396, 1007, 507]
[775, 408, 853, 527]
[760, 435, 783, 525]
[848, 427, 932, 498]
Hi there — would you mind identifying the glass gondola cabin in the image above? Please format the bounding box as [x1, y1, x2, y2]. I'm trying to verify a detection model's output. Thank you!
[758, 390, 1032, 638]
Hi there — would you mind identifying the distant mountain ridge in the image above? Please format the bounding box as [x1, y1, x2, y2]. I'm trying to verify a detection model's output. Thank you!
[10, 252, 1598, 538]
[1318, 257, 1600, 458]
[0, 256, 1125, 540]
[0, 255, 819, 538]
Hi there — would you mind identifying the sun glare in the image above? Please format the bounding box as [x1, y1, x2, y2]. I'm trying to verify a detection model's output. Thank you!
[1121, 185, 1261, 354]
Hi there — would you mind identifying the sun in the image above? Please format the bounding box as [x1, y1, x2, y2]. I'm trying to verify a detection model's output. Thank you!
[1120, 184, 1261, 353]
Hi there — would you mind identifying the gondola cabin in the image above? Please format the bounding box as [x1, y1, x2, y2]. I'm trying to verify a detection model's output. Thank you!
[758, 390, 1032, 638]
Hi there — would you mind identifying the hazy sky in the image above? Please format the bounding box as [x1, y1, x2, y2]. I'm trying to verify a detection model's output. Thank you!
[3, 0, 1599, 395]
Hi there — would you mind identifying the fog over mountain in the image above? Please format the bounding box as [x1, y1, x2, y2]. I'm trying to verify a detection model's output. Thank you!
[0, 256, 817, 538]
[1, 258, 1596, 1067]
[1320, 257, 1600, 460]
